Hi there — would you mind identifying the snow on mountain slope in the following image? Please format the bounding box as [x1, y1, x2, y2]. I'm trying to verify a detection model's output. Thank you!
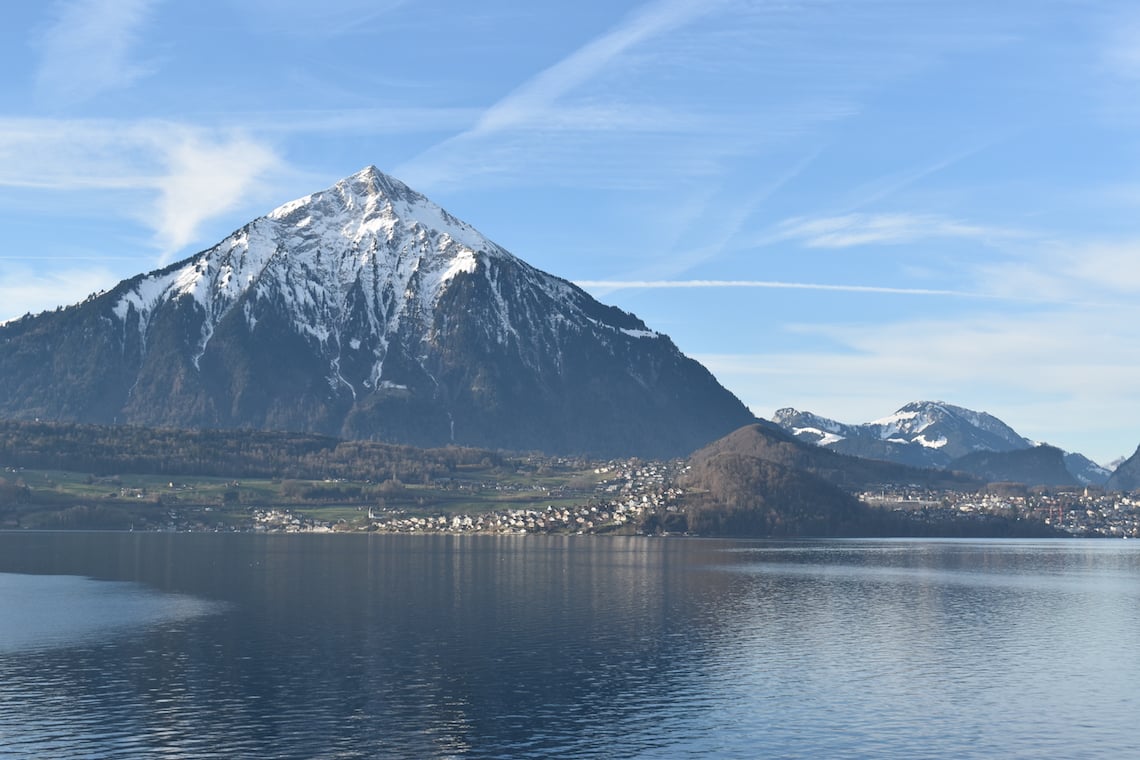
[869, 401, 1028, 453]
[771, 408, 852, 444]
[108, 166, 657, 391]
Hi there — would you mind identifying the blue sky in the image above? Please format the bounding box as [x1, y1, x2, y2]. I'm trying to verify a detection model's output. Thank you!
[1, 0, 1138, 464]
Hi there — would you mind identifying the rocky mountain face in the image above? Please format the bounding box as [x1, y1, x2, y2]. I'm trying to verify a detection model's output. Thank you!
[0, 167, 756, 458]
[1106, 446, 1140, 491]
[772, 401, 1110, 486]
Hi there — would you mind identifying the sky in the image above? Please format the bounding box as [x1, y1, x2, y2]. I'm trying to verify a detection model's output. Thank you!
[1, 0, 1138, 465]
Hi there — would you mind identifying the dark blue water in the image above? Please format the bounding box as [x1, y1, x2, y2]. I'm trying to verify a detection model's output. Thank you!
[0, 533, 1137, 758]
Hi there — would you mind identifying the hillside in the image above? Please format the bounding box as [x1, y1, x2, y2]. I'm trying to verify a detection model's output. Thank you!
[691, 423, 979, 490]
[949, 445, 1078, 488]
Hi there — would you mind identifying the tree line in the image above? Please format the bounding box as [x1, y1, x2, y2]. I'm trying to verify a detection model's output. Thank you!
[0, 420, 505, 483]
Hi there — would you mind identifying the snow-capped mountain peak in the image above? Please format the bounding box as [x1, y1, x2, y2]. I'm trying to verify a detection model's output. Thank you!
[268, 165, 494, 255]
[869, 401, 1026, 451]
[110, 166, 516, 377]
[0, 166, 756, 457]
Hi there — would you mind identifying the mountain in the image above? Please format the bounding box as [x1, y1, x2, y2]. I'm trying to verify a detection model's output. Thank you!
[1106, 445, 1140, 491]
[1064, 452, 1113, 488]
[949, 445, 1077, 488]
[772, 402, 1110, 486]
[0, 167, 755, 458]
[655, 423, 1053, 538]
[689, 422, 979, 490]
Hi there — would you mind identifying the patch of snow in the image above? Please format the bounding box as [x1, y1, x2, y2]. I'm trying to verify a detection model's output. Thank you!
[871, 410, 919, 427]
[792, 426, 846, 446]
[112, 269, 181, 323]
[914, 434, 948, 449]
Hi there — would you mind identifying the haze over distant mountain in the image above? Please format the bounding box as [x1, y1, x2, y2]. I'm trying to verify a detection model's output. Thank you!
[949, 445, 1078, 488]
[0, 167, 756, 458]
[772, 401, 1110, 486]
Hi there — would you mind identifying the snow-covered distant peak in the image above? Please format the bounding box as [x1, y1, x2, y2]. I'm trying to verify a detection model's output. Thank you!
[772, 407, 846, 434]
[872, 401, 1022, 443]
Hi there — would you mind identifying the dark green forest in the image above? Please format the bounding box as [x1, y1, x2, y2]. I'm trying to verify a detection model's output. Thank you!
[0, 420, 504, 483]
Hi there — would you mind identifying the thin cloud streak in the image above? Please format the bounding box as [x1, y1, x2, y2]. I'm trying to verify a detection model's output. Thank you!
[843, 140, 1002, 212]
[575, 279, 999, 298]
[767, 212, 1023, 249]
[397, 0, 725, 187]
[35, 0, 160, 105]
[471, 0, 721, 135]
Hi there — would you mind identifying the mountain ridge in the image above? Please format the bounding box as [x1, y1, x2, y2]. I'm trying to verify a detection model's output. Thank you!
[772, 401, 1110, 486]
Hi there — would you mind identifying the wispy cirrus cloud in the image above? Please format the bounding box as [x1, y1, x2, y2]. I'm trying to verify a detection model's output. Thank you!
[1102, 11, 1140, 81]
[575, 279, 989, 298]
[235, 0, 406, 37]
[0, 263, 119, 323]
[397, 0, 728, 188]
[768, 212, 1022, 249]
[151, 132, 280, 261]
[0, 118, 282, 262]
[469, 0, 723, 136]
[35, 0, 161, 105]
[975, 237, 1140, 300]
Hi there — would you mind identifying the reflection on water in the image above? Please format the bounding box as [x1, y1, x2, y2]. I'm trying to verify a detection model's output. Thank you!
[0, 534, 1138, 758]
[0, 573, 223, 654]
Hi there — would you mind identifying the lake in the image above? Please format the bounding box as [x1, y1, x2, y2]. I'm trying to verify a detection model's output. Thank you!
[0, 532, 1137, 758]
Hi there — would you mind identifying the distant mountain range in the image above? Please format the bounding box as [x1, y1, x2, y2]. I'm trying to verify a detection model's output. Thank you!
[0, 167, 755, 458]
[772, 401, 1111, 486]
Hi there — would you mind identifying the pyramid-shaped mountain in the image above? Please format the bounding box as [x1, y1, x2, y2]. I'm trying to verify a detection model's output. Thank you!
[0, 167, 756, 457]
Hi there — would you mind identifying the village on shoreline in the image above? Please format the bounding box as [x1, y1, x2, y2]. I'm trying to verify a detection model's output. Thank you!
[249, 463, 1140, 539]
[6, 454, 1140, 538]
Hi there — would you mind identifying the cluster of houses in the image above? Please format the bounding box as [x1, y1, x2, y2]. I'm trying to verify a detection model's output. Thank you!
[249, 459, 687, 535]
[861, 486, 1140, 537]
[353, 460, 686, 534]
[227, 461, 1140, 538]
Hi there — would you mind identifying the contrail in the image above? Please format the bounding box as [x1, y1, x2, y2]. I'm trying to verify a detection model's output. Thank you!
[573, 279, 985, 297]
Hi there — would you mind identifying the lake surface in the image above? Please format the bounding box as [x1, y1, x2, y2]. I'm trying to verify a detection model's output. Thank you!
[0, 533, 1137, 758]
